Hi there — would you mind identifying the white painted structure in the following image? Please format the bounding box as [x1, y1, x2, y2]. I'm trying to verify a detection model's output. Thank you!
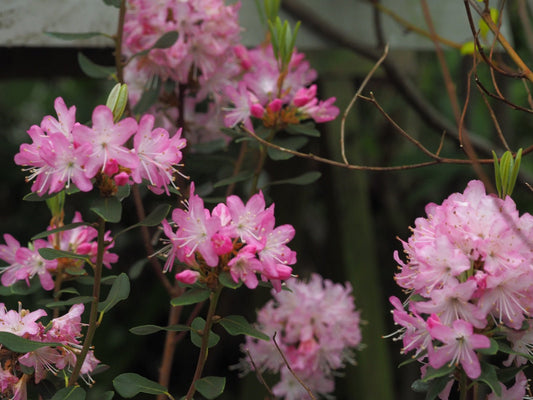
[0, 1, 511, 49]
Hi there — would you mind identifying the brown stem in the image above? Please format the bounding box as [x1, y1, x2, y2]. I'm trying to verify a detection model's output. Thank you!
[156, 286, 184, 400]
[114, 0, 127, 83]
[184, 286, 222, 400]
[68, 218, 105, 386]
[421, 0, 461, 126]
[226, 141, 248, 197]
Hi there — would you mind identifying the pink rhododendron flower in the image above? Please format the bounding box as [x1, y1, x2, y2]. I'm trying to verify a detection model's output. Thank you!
[390, 179, 533, 396]
[239, 274, 361, 400]
[160, 183, 296, 289]
[427, 316, 489, 379]
[0, 303, 98, 396]
[72, 105, 138, 177]
[132, 114, 187, 195]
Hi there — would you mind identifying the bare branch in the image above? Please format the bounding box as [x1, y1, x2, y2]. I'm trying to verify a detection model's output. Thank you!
[341, 44, 389, 164]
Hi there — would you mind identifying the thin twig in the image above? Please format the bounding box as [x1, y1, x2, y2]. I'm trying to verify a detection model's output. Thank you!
[371, 2, 462, 49]
[280, 0, 499, 157]
[340, 44, 389, 164]
[476, 81, 511, 151]
[475, 76, 533, 114]
[243, 125, 493, 172]
[272, 333, 316, 400]
[245, 349, 274, 397]
[421, 0, 461, 126]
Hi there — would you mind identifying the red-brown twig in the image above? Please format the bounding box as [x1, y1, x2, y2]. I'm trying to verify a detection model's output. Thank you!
[340, 44, 389, 164]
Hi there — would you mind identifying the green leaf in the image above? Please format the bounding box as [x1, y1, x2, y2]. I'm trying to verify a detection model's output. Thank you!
[218, 271, 242, 289]
[191, 317, 220, 348]
[103, 0, 121, 7]
[46, 296, 94, 308]
[116, 183, 131, 201]
[101, 391, 115, 400]
[45, 32, 108, 41]
[0, 332, 60, 353]
[476, 362, 501, 396]
[113, 373, 169, 398]
[508, 148, 522, 196]
[77, 52, 115, 79]
[56, 287, 80, 296]
[194, 376, 226, 399]
[267, 136, 308, 160]
[50, 386, 86, 400]
[411, 379, 428, 393]
[213, 171, 254, 188]
[171, 288, 210, 306]
[266, 171, 321, 187]
[134, 31, 179, 59]
[23, 191, 60, 201]
[129, 324, 190, 335]
[132, 75, 161, 115]
[129, 259, 148, 280]
[190, 139, 228, 154]
[32, 223, 90, 240]
[91, 196, 122, 223]
[38, 248, 91, 263]
[421, 364, 455, 382]
[98, 273, 130, 313]
[218, 315, 269, 341]
[286, 122, 321, 137]
[493, 150, 502, 197]
[477, 338, 498, 355]
[426, 375, 454, 400]
[117, 204, 170, 238]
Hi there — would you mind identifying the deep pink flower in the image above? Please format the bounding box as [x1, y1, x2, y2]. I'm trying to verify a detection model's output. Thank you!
[428, 317, 490, 379]
[132, 114, 187, 195]
[72, 105, 138, 177]
[172, 183, 221, 267]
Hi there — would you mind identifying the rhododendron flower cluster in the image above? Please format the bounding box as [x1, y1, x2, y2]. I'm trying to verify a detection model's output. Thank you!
[223, 44, 339, 132]
[0, 212, 118, 290]
[122, 0, 242, 142]
[391, 180, 533, 397]
[0, 303, 99, 400]
[123, 0, 241, 90]
[238, 274, 361, 400]
[161, 184, 296, 291]
[14, 97, 186, 196]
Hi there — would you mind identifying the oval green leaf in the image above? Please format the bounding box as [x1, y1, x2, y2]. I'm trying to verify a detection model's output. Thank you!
[191, 317, 219, 348]
[113, 373, 169, 398]
[170, 288, 210, 306]
[129, 324, 190, 335]
[0, 332, 61, 353]
[77, 52, 115, 79]
[98, 273, 130, 313]
[194, 376, 226, 399]
[46, 32, 108, 41]
[90, 196, 122, 223]
[218, 271, 242, 289]
[38, 248, 91, 263]
[266, 171, 321, 187]
[218, 315, 269, 341]
[32, 223, 90, 240]
[46, 296, 94, 309]
[50, 386, 86, 400]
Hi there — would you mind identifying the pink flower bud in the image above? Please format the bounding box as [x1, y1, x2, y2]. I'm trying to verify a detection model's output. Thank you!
[104, 159, 119, 176]
[268, 99, 283, 112]
[114, 172, 130, 186]
[250, 103, 265, 118]
[175, 270, 200, 285]
[211, 233, 233, 256]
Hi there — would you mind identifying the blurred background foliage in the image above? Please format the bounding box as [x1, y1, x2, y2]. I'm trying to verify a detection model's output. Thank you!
[2, 1, 533, 400]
